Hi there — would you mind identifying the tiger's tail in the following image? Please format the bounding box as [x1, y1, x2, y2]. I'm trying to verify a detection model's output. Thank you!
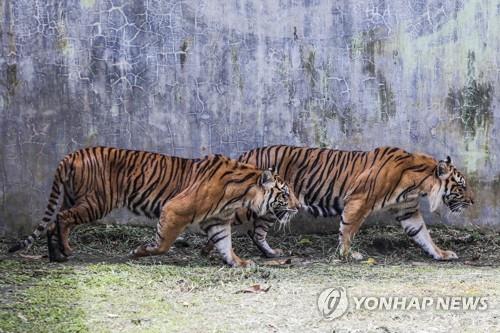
[7, 161, 66, 253]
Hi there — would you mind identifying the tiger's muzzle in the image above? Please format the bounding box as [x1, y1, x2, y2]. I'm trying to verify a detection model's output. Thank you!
[273, 207, 298, 225]
[445, 194, 474, 213]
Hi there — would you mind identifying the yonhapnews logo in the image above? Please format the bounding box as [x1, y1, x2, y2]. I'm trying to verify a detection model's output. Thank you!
[317, 287, 349, 320]
[317, 287, 488, 321]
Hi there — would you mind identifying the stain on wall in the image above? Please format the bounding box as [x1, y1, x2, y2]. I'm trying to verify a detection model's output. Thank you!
[0, 0, 499, 235]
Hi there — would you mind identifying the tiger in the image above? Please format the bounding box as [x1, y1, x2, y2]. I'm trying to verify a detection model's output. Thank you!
[7, 147, 300, 267]
[223, 145, 474, 261]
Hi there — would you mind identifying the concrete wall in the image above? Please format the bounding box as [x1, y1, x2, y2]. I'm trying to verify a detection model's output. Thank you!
[1, 0, 499, 236]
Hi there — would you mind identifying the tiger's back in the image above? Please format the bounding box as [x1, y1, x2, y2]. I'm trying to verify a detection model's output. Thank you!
[60, 147, 197, 219]
[239, 145, 421, 217]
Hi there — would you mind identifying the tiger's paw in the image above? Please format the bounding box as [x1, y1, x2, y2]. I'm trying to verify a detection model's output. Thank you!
[337, 245, 358, 260]
[435, 250, 458, 261]
[340, 252, 364, 262]
[47, 236, 68, 262]
[62, 247, 74, 257]
[238, 259, 256, 268]
[338, 248, 364, 262]
[200, 242, 214, 257]
[128, 248, 143, 259]
[48, 247, 68, 262]
[229, 258, 256, 268]
[351, 251, 364, 261]
[263, 248, 284, 258]
[50, 255, 68, 263]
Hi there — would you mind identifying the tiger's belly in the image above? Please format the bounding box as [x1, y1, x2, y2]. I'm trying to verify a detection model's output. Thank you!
[302, 204, 340, 218]
[300, 194, 344, 218]
[187, 208, 239, 235]
[301, 191, 421, 219]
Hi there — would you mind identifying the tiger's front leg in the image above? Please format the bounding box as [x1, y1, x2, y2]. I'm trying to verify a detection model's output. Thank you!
[49, 196, 105, 262]
[397, 208, 458, 260]
[249, 215, 284, 258]
[203, 208, 283, 258]
[338, 198, 371, 261]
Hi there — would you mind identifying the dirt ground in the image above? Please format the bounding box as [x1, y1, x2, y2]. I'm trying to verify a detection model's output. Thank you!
[0, 223, 499, 333]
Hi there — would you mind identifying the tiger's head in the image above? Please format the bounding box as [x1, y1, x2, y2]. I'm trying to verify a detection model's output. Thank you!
[432, 156, 474, 213]
[251, 170, 300, 225]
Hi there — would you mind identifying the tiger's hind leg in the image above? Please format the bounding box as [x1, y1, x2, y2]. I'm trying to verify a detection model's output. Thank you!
[205, 221, 254, 268]
[59, 222, 76, 256]
[49, 195, 108, 261]
[47, 220, 68, 262]
[397, 207, 458, 260]
[56, 200, 76, 257]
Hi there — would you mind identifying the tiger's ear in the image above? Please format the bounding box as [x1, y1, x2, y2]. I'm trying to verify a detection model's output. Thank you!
[436, 160, 452, 180]
[259, 170, 275, 189]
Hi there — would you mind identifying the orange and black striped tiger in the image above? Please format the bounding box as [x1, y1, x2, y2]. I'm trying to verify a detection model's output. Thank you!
[234, 145, 473, 260]
[8, 147, 299, 267]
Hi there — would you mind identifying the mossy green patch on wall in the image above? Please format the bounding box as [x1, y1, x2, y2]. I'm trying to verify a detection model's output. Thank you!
[349, 28, 385, 75]
[230, 46, 244, 91]
[84, 131, 100, 146]
[6, 63, 18, 95]
[362, 30, 383, 76]
[312, 116, 329, 148]
[56, 20, 73, 57]
[377, 70, 396, 122]
[446, 50, 493, 138]
[300, 46, 318, 88]
[378, 0, 498, 178]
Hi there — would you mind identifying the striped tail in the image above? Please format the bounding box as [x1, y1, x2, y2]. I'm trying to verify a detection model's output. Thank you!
[8, 166, 65, 253]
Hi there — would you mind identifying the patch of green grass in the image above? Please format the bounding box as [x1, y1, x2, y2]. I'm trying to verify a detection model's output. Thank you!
[0, 260, 87, 333]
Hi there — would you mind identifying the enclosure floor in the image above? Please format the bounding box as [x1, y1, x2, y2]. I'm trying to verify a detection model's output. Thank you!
[1, 224, 499, 332]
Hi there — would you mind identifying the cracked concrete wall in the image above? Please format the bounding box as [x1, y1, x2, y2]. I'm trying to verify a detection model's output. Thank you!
[1, 0, 499, 236]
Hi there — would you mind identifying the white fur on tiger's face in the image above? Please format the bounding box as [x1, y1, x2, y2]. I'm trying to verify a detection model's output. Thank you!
[431, 156, 474, 214]
[268, 175, 299, 225]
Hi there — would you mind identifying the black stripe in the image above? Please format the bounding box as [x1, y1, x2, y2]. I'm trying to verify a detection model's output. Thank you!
[208, 229, 225, 242]
[333, 197, 343, 215]
[396, 211, 417, 222]
[406, 225, 423, 237]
